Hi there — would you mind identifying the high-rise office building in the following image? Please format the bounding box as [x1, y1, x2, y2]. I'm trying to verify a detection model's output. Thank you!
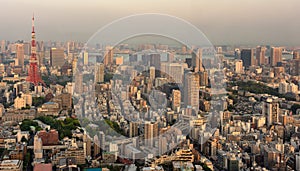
[270, 47, 282, 66]
[184, 72, 199, 111]
[36, 51, 44, 67]
[50, 48, 65, 67]
[149, 66, 155, 81]
[99, 131, 105, 150]
[262, 98, 279, 127]
[16, 44, 24, 69]
[172, 89, 181, 111]
[235, 60, 244, 74]
[129, 122, 139, 138]
[256, 46, 266, 66]
[75, 72, 83, 94]
[23, 42, 31, 56]
[67, 41, 75, 55]
[95, 63, 104, 83]
[104, 46, 113, 66]
[192, 48, 203, 72]
[83, 52, 89, 65]
[0, 40, 5, 53]
[144, 121, 158, 147]
[163, 63, 188, 84]
[291, 59, 300, 76]
[93, 135, 101, 157]
[241, 49, 254, 68]
[159, 136, 168, 155]
[150, 54, 161, 71]
[199, 71, 209, 87]
[293, 51, 299, 59]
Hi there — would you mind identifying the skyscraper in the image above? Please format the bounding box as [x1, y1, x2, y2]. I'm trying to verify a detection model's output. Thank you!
[99, 131, 105, 150]
[241, 49, 254, 69]
[67, 41, 75, 55]
[95, 63, 104, 83]
[192, 48, 203, 72]
[291, 59, 300, 76]
[150, 54, 161, 71]
[144, 121, 158, 147]
[104, 46, 113, 66]
[184, 72, 199, 111]
[50, 48, 65, 67]
[172, 89, 181, 111]
[75, 72, 83, 94]
[262, 98, 279, 127]
[235, 60, 244, 74]
[23, 42, 31, 56]
[129, 122, 139, 138]
[0, 40, 5, 53]
[199, 71, 209, 87]
[83, 52, 89, 65]
[270, 47, 282, 66]
[16, 43, 24, 69]
[256, 46, 266, 66]
[149, 66, 155, 81]
[164, 63, 188, 84]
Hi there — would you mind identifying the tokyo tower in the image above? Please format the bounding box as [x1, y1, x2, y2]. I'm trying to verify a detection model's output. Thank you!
[27, 14, 45, 86]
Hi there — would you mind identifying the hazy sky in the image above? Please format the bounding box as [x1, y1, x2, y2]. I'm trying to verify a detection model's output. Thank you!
[1, 0, 300, 46]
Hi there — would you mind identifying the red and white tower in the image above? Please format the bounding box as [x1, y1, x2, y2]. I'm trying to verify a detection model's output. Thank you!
[27, 14, 45, 86]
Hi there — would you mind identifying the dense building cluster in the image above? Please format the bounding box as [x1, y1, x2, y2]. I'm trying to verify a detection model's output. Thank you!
[0, 16, 300, 171]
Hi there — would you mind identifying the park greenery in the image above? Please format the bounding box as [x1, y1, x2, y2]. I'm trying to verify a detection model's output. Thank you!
[32, 97, 46, 107]
[230, 81, 297, 101]
[20, 119, 42, 132]
[35, 116, 80, 139]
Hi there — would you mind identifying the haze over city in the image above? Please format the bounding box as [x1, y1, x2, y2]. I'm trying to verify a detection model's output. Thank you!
[1, 1, 300, 171]
[1, 0, 300, 46]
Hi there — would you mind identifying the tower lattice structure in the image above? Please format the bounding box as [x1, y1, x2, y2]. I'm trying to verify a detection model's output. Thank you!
[27, 14, 45, 86]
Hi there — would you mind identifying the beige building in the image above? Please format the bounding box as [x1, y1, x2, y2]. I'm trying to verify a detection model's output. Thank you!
[34, 135, 43, 159]
[115, 56, 123, 65]
[37, 102, 60, 116]
[2, 109, 36, 122]
[262, 98, 280, 127]
[15, 44, 24, 69]
[14, 96, 26, 109]
[94, 63, 104, 83]
[83, 52, 89, 65]
[104, 46, 113, 66]
[270, 47, 282, 66]
[184, 72, 199, 111]
[256, 46, 266, 66]
[192, 48, 203, 72]
[144, 121, 158, 147]
[0, 160, 23, 171]
[171, 89, 181, 111]
[50, 48, 65, 68]
[235, 60, 243, 74]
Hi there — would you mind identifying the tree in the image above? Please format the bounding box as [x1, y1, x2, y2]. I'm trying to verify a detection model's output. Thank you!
[292, 104, 300, 114]
[21, 136, 28, 143]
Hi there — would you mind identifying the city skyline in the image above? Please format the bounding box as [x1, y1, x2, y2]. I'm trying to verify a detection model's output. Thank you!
[1, 1, 300, 171]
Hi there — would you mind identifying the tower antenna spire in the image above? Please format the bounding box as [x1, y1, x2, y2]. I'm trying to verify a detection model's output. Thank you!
[32, 13, 35, 33]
